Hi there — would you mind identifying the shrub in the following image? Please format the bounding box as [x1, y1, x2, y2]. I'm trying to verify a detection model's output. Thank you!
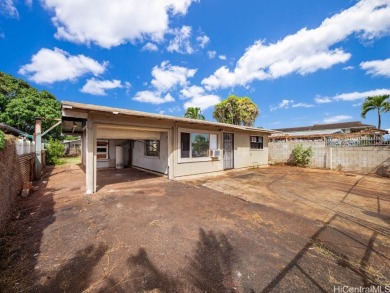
[46, 138, 65, 165]
[291, 144, 313, 167]
[0, 130, 5, 150]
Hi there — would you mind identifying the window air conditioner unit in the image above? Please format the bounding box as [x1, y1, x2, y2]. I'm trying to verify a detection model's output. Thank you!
[251, 136, 257, 142]
[210, 149, 221, 158]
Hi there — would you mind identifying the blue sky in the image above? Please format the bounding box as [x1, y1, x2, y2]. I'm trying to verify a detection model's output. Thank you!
[1, 0, 390, 132]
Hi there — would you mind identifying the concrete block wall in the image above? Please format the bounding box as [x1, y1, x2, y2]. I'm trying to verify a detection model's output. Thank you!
[269, 141, 390, 175]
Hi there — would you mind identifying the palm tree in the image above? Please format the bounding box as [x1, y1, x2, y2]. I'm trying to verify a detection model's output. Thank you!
[361, 94, 390, 129]
[184, 107, 205, 120]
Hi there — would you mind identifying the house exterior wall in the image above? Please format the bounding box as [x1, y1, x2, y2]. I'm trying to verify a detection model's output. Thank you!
[132, 132, 169, 174]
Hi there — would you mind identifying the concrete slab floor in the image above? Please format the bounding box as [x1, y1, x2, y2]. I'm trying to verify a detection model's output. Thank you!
[0, 165, 389, 292]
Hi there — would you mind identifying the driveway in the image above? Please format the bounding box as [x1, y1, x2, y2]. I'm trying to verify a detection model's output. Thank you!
[0, 165, 389, 292]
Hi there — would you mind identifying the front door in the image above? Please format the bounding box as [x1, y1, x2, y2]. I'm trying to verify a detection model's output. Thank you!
[223, 133, 234, 170]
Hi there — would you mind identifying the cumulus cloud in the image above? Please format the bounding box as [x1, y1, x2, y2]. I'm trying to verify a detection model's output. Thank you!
[202, 0, 390, 90]
[207, 50, 216, 59]
[1, 0, 19, 18]
[218, 55, 227, 60]
[323, 115, 352, 123]
[360, 58, 390, 77]
[180, 85, 220, 110]
[81, 78, 129, 95]
[133, 91, 174, 104]
[167, 25, 194, 54]
[142, 42, 159, 52]
[41, 0, 196, 48]
[196, 35, 210, 48]
[151, 61, 196, 92]
[19, 47, 107, 84]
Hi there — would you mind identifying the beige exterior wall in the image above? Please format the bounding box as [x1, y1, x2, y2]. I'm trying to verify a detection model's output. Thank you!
[132, 132, 169, 174]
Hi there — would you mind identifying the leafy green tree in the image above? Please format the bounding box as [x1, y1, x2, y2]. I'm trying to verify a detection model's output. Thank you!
[46, 138, 65, 165]
[213, 95, 259, 126]
[184, 107, 205, 120]
[361, 94, 390, 129]
[0, 72, 62, 138]
[0, 130, 5, 150]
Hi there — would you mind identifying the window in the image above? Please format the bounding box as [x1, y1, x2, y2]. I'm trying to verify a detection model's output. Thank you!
[144, 140, 160, 157]
[181, 132, 218, 159]
[250, 136, 263, 149]
[97, 140, 109, 159]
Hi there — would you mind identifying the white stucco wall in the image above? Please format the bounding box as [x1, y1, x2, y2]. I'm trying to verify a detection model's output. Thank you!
[234, 132, 269, 169]
[132, 132, 169, 174]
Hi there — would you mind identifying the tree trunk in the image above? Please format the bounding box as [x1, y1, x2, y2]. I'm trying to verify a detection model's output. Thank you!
[378, 108, 381, 129]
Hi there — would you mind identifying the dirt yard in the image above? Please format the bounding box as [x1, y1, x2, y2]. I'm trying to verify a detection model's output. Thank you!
[0, 165, 389, 292]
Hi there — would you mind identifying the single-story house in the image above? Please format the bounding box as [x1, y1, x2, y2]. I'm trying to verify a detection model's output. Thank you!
[61, 101, 276, 194]
[62, 139, 82, 156]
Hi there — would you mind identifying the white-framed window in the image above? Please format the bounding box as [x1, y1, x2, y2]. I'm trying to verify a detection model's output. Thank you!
[179, 129, 218, 161]
[144, 140, 160, 157]
[250, 136, 263, 149]
[97, 139, 109, 159]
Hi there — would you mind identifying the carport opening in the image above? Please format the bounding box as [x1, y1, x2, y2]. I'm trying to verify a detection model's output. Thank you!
[95, 133, 169, 191]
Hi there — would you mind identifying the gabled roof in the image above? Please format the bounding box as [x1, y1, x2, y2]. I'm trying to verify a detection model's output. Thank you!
[61, 101, 277, 134]
[274, 121, 376, 132]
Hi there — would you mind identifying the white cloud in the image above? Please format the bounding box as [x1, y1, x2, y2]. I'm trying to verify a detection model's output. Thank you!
[360, 58, 390, 77]
[184, 94, 220, 110]
[218, 55, 227, 60]
[343, 66, 354, 70]
[291, 103, 314, 108]
[133, 91, 174, 104]
[323, 115, 352, 123]
[270, 99, 294, 111]
[352, 102, 362, 107]
[196, 35, 210, 48]
[142, 42, 159, 52]
[1, 0, 18, 18]
[181, 85, 220, 110]
[41, 0, 196, 48]
[314, 96, 332, 104]
[202, 0, 390, 90]
[81, 78, 128, 95]
[332, 89, 390, 101]
[167, 25, 194, 54]
[270, 99, 314, 111]
[19, 47, 107, 84]
[25, 0, 32, 7]
[207, 50, 216, 59]
[151, 61, 196, 92]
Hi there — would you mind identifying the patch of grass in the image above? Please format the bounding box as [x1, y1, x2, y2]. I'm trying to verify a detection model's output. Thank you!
[61, 156, 81, 166]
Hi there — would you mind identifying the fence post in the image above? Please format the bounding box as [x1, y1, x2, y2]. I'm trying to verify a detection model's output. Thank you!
[35, 118, 42, 180]
[330, 147, 333, 170]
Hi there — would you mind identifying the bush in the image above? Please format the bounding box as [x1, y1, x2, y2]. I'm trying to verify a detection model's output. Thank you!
[46, 138, 65, 165]
[291, 144, 313, 167]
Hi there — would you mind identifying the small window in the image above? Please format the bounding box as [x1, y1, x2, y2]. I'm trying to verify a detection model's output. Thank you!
[250, 136, 263, 149]
[144, 140, 160, 157]
[97, 139, 109, 159]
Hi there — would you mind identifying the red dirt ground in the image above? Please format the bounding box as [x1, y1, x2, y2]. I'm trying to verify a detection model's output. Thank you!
[0, 165, 389, 292]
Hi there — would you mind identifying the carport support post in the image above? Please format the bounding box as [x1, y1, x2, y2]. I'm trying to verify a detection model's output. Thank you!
[85, 118, 95, 194]
[35, 118, 42, 180]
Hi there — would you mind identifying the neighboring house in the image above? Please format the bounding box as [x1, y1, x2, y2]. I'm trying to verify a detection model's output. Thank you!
[61, 101, 276, 194]
[273, 121, 379, 136]
[63, 139, 81, 156]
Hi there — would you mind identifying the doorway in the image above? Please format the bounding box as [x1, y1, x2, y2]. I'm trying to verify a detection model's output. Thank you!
[223, 133, 234, 170]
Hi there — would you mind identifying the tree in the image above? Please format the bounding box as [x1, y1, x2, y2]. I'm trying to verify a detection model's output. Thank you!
[184, 107, 205, 120]
[213, 95, 259, 126]
[0, 72, 62, 138]
[361, 94, 390, 129]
